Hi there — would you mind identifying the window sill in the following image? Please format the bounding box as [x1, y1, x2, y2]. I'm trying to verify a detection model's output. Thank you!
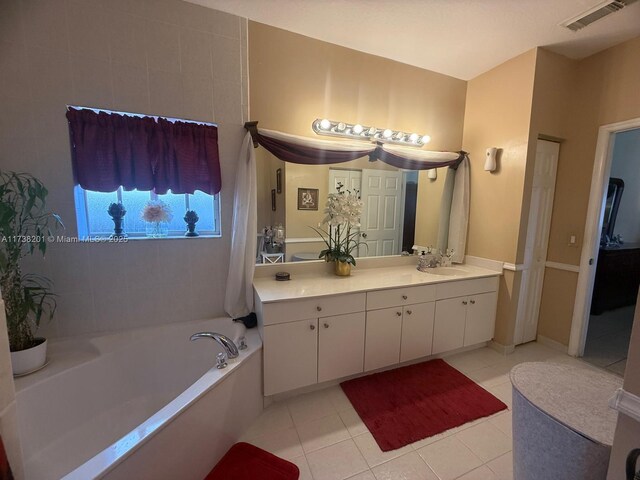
[77, 234, 221, 243]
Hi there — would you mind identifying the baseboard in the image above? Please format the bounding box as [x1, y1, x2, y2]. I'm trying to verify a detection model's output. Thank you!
[489, 340, 515, 355]
[536, 334, 569, 353]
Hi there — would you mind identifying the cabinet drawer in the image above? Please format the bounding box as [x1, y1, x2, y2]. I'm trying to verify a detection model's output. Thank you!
[262, 293, 366, 326]
[366, 285, 436, 310]
[435, 276, 498, 300]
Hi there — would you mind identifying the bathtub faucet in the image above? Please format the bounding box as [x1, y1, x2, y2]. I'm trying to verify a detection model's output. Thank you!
[190, 332, 240, 359]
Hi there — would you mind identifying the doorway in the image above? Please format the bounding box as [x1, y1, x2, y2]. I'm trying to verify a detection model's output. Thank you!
[580, 128, 640, 375]
[569, 118, 640, 376]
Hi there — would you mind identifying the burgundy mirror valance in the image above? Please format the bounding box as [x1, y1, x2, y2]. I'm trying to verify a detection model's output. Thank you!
[66, 107, 221, 195]
[244, 123, 465, 170]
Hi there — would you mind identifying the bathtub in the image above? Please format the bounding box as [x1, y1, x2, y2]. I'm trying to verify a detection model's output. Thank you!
[14, 317, 263, 480]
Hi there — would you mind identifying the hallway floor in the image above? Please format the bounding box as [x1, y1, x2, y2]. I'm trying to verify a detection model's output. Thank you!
[242, 342, 592, 480]
[583, 304, 635, 376]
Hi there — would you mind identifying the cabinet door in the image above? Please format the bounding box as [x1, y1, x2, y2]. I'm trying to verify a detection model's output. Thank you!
[464, 291, 498, 346]
[365, 307, 403, 371]
[263, 319, 318, 395]
[318, 312, 366, 383]
[400, 302, 435, 362]
[433, 297, 467, 354]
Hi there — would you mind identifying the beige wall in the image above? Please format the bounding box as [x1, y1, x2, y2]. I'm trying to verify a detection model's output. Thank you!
[249, 22, 467, 259]
[414, 168, 448, 249]
[461, 49, 537, 345]
[1, 0, 248, 338]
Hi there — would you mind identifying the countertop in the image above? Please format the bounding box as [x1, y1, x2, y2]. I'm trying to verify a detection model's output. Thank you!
[253, 263, 501, 303]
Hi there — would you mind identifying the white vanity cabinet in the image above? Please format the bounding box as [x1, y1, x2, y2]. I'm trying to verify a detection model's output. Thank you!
[260, 293, 366, 395]
[364, 285, 436, 370]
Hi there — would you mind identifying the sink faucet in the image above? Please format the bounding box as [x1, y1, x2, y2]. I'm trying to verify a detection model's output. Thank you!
[190, 332, 240, 359]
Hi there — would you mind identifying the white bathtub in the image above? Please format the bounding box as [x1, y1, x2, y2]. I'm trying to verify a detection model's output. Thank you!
[14, 317, 263, 480]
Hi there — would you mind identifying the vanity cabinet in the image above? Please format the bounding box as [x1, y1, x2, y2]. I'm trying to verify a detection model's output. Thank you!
[400, 302, 435, 362]
[318, 312, 365, 383]
[364, 307, 403, 371]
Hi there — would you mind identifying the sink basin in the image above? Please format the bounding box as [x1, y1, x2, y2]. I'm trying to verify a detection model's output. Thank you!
[421, 267, 467, 276]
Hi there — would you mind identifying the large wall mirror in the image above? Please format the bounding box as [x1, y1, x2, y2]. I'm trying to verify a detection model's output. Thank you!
[255, 148, 456, 264]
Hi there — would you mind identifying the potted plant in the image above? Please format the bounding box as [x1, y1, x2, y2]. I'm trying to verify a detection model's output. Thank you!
[0, 171, 62, 375]
[311, 184, 365, 276]
[184, 210, 199, 237]
[108, 202, 127, 238]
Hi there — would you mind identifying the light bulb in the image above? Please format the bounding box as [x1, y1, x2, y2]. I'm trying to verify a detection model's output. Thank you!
[337, 122, 346, 132]
[319, 119, 331, 130]
[395, 132, 405, 140]
[421, 135, 431, 144]
[368, 127, 377, 136]
[383, 129, 393, 138]
[409, 133, 419, 143]
[353, 124, 363, 135]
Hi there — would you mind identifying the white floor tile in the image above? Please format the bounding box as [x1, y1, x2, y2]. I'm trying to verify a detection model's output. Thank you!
[353, 432, 413, 468]
[297, 413, 351, 453]
[457, 465, 499, 480]
[346, 471, 377, 480]
[241, 402, 293, 440]
[306, 439, 369, 480]
[247, 426, 303, 461]
[488, 411, 512, 438]
[444, 348, 506, 373]
[416, 436, 483, 480]
[326, 385, 355, 411]
[371, 451, 439, 480]
[487, 451, 514, 480]
[291, 455, 314, 480]
[467, 363, 512, 388]
[288, 390, 338, 425]
[339, 408, 370, 437]
[409, 427, 457, 450]
[455, 421, 512, 462]
[486, 382, 513, 408]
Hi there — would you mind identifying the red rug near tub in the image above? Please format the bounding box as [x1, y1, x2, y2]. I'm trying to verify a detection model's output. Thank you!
[204, 442, 299, 480]
[340, 359, 508, 451]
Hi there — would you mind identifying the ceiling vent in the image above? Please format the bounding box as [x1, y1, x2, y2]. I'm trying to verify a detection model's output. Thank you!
[561, 0, 638, 31]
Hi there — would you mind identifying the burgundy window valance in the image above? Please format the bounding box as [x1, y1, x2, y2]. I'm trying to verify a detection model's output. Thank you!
[66, 107, 221, 195]
[249, 126, 465, 170]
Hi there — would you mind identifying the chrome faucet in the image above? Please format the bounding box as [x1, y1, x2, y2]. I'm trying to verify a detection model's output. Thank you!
[190, 332, 240, 359]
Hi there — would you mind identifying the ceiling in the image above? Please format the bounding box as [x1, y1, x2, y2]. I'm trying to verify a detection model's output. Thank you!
[187, 0, 640, 80]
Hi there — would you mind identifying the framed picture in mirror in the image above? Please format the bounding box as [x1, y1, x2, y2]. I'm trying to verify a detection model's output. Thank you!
[276, 168, 282, 194]
[271, 189, 276, 211]
[298, 188, 319, 210]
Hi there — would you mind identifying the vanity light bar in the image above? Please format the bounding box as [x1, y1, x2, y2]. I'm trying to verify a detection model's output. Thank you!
[312, 118, 431, 148]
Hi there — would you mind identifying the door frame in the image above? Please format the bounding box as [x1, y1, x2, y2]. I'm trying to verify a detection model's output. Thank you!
[568, 116, 640, 356]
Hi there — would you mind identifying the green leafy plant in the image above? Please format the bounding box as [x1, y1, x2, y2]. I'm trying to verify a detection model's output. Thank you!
[0, 171, 63, 351]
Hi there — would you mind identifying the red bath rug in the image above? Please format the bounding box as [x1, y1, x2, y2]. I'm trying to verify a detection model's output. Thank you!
[341, 359, 508, 451]
[205, 442, 299, 480]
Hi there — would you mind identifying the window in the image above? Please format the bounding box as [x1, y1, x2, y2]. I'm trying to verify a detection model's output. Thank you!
[74, 186, 221, 239]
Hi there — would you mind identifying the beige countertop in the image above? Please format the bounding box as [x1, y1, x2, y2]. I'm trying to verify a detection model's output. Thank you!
[253, 263, 501, 303]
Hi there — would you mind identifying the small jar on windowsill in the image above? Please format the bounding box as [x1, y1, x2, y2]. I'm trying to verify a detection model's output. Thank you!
[145, 221, 169, 238]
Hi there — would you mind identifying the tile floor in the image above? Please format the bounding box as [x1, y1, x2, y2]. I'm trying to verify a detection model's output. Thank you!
[242, 342, 592, 480]
[583, 304, 635, 375]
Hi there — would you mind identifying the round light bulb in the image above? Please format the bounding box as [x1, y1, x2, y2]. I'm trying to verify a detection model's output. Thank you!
[337, 122, 346, 132]
[353, 124, 363, 135]
[368, 127, 377, 136]
[319, 119, 331, 130]
[383, 129, 393, 138]
[395, 132, 405, 140]
[421, 135, 431, 144]
[409, 133, 419, 143]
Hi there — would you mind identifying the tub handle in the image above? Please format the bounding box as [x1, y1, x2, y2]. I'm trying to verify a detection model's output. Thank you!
[238, 336, 248, 350]
[216, 352, 228, 369]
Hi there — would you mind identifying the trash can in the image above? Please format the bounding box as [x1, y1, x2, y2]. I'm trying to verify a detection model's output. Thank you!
[511, 362, 622, 480]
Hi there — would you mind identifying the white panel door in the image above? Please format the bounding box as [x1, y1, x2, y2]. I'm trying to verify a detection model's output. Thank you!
[400, 302, 435, 362]
[515, 140, 560, 344]
[464, 292, 498, 346]
[433, 297, 467, 354]
[364, 307, 402, 371]
[263, 319, 318, 395]
[360, 169, 403, 256]
[318, 312, 365, 382]
[329, 169, 362, 194]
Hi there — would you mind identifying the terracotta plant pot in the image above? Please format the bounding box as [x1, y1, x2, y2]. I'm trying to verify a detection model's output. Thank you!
[335, 261, 352, 276]
[11, 338, 47, 376]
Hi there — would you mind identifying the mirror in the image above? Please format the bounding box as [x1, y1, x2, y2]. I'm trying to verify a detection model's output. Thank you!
[601, 177, 624, 246]
[255, 149, 455, 264]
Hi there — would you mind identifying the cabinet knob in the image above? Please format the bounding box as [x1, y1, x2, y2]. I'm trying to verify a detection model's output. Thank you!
[310, 324, 316, 330]
[316, 306, 322, 312]
[402, 295, 408, 300]
[462, 300, 468, 305]
[396, 311, 402, 316]
[470, 299, 476, 304]
[324, 323, 329, 329]
[407, 310, 412, 315]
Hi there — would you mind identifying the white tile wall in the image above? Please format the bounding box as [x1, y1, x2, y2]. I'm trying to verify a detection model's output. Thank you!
[1, 0, 249, 338]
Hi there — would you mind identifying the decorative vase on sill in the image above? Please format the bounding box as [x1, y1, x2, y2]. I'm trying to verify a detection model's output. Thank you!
[108, 202, 127, 238]
[141, 200, 172, 238]
[184, 210, 199, 237]
[335, 261, 351, 276]
[311, 182, 364, 277]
